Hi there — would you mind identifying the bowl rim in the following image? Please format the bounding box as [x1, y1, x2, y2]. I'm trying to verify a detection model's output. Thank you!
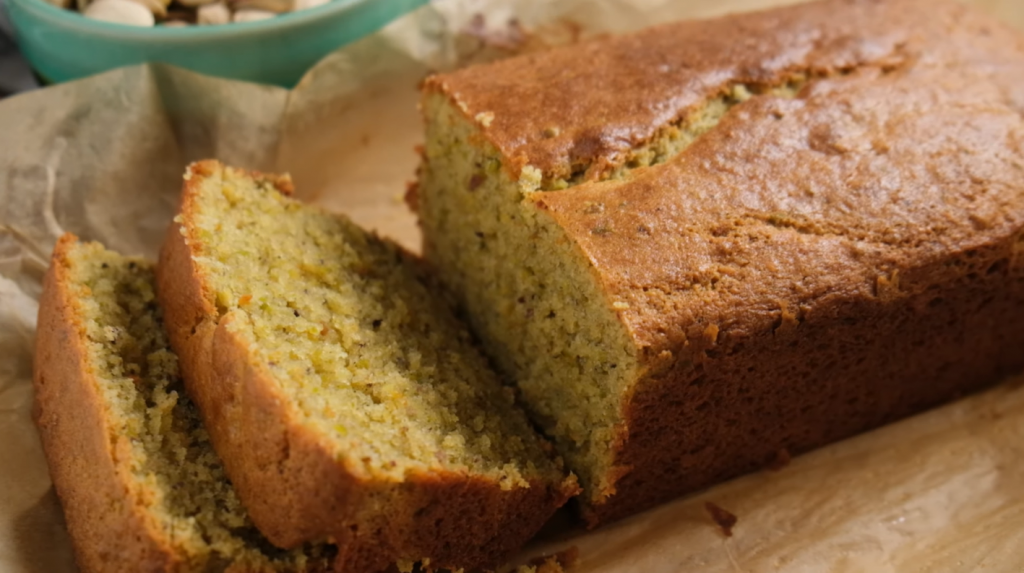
[7, 0, 394, 40]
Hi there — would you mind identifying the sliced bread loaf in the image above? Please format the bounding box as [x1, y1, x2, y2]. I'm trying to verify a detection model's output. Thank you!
[156, 161, 577, 572]
[416, 0, 1024, 525]
[33, 234, 334, 573]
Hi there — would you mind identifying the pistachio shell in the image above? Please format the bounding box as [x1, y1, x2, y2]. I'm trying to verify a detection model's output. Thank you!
[175, 0, 217, 7]
[232, 0, 291, 14]
[161, 20, 190, 26]
[83, 0, 155, 26]
[197, 2, 230, 25]
[293, 0, 327, 11]
[124, 0, 168, 19]
[232, 8, 275, 22]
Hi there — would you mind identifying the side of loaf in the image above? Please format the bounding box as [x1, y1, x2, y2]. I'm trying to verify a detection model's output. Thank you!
[416, 0, 1024, 524]
[32, 234, 333, 573]
[156, 161, 577, 572]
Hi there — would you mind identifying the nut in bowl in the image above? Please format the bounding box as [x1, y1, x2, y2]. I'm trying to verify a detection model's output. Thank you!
[6, 0, 426, 86]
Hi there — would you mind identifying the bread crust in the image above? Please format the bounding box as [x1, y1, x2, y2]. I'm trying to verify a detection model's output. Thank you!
[157, 160, 575, 572]
[423, 0, 1024, 184]
[36, 235, 336, 573]
[583, 242, 1024, 524]
[33, 234, 183, 573]
[422, 0, 1024, 525]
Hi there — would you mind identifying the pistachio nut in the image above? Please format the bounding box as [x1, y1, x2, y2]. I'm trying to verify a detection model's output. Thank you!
[125, 0, 169, 19]
[197, 2, 230, 25]
[83, 0, 155, 26]
[293, 0, 327, 11]
[231, 8, 275, 22]
[231, 0, 292, 14]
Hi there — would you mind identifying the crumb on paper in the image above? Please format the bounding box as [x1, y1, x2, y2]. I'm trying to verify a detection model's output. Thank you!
[464, 13, 527, 50]
[404, 181, 420, 213]
[457, 14, 587, 66]
[982, 408, 1004, 421]
[518, 545, 580, 573]
[705, 501, 738, 537]
[768, 447, 791, 471]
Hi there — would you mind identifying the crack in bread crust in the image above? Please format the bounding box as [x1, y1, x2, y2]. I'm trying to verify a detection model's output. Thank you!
[423, 0, 925, 185]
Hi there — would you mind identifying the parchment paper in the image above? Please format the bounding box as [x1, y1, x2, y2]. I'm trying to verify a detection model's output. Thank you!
[2, 1, 1023, 572]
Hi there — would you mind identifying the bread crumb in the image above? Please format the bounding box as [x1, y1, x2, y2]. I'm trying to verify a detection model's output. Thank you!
[703, 323, 719, 343]
[767, 447, 791, 471]
[876, 269, 901, 301]
[731, 84, 753, 102]
[518, 165, 543, 192]
[519, 546, 580, 573]
[476, 111, 496, 127]
[404, 181, 420, 213]
[705, 501, 738, 537]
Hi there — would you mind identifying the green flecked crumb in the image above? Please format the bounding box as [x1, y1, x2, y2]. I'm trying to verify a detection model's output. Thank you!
[65, 240, 332, 571]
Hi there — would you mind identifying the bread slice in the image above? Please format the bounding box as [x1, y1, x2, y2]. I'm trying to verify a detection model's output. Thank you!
[415, 0, 1024, 525]
[156, 161, 577, 572]
[33, 235, 334, 573]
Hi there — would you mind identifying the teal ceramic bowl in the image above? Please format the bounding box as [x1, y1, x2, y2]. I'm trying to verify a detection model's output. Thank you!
[7, 0, 426, 87]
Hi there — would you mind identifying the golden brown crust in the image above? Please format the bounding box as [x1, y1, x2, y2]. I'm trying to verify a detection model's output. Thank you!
[423, 0, 1024, 183]
[425, 0, 1024, 525]
[33, 234, 182, 573]
[157, 161, 576, 572]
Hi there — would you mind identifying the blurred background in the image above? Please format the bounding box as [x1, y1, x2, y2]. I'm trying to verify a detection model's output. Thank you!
[0, 0, 38, 96]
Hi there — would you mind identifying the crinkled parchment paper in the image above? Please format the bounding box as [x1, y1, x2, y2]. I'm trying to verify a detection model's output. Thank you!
[1, 1, 1023, 571]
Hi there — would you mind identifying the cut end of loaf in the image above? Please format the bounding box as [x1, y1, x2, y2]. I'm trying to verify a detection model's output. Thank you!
[417, 93, 640, 507]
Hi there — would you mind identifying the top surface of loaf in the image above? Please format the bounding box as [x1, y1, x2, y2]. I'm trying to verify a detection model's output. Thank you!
[424, 0, 1024, 356]
[424, 0, 1024, 183]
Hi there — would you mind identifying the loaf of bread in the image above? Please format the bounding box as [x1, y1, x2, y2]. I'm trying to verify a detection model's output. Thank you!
[33, 235, 333, 572]
[416, 0, 1024, 525]
[156, 161, 577, 572]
